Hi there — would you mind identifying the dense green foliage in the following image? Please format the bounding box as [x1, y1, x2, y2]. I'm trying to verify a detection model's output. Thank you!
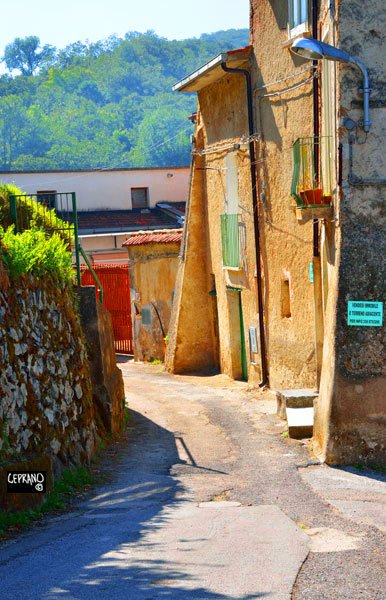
[0, 184, 73, 242]
[0, 183, 74, 282]
[0, 226, 73, 282]
[0, 30, 248, 171]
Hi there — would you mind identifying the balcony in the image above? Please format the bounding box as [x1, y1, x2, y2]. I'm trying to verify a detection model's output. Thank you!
[220, 213, 244, 270]
[291, 136, 334, 223]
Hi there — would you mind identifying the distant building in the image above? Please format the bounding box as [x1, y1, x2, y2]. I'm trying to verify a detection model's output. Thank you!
[0, 167, 189, 264]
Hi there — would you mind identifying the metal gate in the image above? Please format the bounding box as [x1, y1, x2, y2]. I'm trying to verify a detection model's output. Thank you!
[81, 263, 133, 354]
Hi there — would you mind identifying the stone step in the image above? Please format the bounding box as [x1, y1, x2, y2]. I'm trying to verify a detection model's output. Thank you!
[276, 389, 318, 420]
[286, 407, 314, 439]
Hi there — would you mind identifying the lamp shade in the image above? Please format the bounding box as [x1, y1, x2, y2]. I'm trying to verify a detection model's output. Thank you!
[291, 38, 354, 63]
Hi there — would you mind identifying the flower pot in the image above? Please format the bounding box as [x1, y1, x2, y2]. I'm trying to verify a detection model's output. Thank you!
[299, 188, 323, 205]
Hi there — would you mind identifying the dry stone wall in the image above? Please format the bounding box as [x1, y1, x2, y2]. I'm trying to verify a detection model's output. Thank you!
[0, 262, 96, 471]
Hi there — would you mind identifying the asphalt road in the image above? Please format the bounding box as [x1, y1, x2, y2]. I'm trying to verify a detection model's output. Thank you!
[0, 361, 385, 599]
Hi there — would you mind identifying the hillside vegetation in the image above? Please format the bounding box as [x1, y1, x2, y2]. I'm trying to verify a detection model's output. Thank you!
[0, 29, 249, 171]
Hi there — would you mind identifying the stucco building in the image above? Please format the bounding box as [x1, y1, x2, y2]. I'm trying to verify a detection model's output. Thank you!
[123, 229, 183, 362]
[166, 0, 385, 465]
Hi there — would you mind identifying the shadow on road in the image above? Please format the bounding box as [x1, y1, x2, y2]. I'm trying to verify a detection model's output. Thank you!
[0, 409, 269, 600]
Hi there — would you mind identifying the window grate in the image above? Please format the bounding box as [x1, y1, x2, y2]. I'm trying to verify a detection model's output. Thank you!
[220, 213, 243, 269]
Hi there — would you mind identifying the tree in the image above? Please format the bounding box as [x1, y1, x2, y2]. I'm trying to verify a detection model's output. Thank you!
[0, 29, 249, 170]
[0, 96, 29, 169]
[128, 107, 193, 167]
[3, 36, 55, 76]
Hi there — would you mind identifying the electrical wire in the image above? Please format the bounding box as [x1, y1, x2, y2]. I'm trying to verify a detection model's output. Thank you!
[254, 66, 313, 92]
[4, 124, 194, 190]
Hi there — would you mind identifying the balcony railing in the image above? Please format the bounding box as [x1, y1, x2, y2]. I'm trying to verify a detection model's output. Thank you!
[291, 136, 333, 208]
[220, 213, 243, 269]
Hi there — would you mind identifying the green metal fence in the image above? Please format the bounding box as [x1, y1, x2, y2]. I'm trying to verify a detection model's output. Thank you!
[6, 192, 103, 302]
[221, 213, 242, 269]
[7, 192, 75, 241]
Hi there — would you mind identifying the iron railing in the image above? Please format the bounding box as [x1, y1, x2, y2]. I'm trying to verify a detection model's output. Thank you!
[291, 136, 333, 207]
[220, 213, 244, 269]
[6, 192, 103, 302]
[7, 192, 75, 242]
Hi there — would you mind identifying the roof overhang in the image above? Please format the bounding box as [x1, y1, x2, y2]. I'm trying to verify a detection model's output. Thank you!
[172, 46, 252, 93]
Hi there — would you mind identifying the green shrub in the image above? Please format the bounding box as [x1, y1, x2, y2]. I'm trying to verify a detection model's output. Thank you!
[0, 184, 73, 244]
[0, 226, 74, 283]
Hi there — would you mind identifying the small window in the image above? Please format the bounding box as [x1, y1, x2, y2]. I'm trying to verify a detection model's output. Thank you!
[281, 279, 292, 318]
[288, 0, 309, 38]
[131, 187, 148, 209]
[37, 190, 56, 210]
[225, 152, 239, 214]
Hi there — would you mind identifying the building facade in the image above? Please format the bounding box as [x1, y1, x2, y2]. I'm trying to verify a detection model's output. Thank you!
[166, 0, 385, 465]
[123, 229, 183, 362]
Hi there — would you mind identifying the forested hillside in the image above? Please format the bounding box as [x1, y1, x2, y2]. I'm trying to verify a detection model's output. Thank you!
[0, 29, 249, 171]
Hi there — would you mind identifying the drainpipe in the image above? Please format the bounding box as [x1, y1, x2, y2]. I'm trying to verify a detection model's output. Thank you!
[312, 0, 319, 259]
[221, 62, 268, 387]
[311, 0, 324, 387]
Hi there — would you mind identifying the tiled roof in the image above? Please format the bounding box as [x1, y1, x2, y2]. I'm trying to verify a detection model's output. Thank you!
[76, 208, 180, 234]
[122, 228, 183, 247]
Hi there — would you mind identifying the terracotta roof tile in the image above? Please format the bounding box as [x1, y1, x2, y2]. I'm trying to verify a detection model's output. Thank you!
[122, 228, 183, 246]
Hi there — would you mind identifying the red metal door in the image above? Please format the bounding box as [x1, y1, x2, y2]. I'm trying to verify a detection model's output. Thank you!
[81, 264, 133, 354]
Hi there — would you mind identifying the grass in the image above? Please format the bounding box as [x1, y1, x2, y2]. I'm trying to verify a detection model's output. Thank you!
[0, 466, 97, 539]
[122, 402, 131, 429]
[147, 359, 162, 365]
[282, 430, 289, 439]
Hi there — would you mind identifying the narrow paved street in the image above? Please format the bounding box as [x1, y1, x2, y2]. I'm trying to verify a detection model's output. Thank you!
[0, 361, 385, 599]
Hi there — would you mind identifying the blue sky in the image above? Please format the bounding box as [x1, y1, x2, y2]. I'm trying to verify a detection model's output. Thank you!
[1, 0, 249, 57]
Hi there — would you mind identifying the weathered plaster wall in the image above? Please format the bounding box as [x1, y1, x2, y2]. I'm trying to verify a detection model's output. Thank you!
[127, 242, 180, 362]
[314, 0, 386, 465]
[250, 0, 318, 389]
[198, 73, 263, 383]
[165, 139, 219, 374]
[0, 263, 96, 471]
[167, 73, 263, 382]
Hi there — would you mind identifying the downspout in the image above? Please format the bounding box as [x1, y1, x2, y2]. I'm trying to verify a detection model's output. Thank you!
[311, 0, 324, 387]
[312, 0, 319, 260]
[221, 61, 268, 387]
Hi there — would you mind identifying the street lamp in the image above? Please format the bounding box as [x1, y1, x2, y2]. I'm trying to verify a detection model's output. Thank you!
[291, 38, 371, 132]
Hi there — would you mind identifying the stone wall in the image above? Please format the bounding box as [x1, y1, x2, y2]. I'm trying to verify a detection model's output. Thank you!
[77, 286, 125, 435]
[313, 0, 386, 466]
[0, 261, 96, 472]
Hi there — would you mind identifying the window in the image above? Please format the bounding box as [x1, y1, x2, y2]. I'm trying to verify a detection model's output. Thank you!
[220, 152, 244, 270]
[281, 279, 292, 319]
[225, 152, 239, 214]
[36, 190, 56, 210]
[131, 187, 148, 209]
[288, 0, 309, 38]
[321, 40, 335, 198]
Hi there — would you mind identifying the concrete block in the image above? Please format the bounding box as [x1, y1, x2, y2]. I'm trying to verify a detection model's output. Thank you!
[287, 407, 314, 439]
[276, 389, 318, 420]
